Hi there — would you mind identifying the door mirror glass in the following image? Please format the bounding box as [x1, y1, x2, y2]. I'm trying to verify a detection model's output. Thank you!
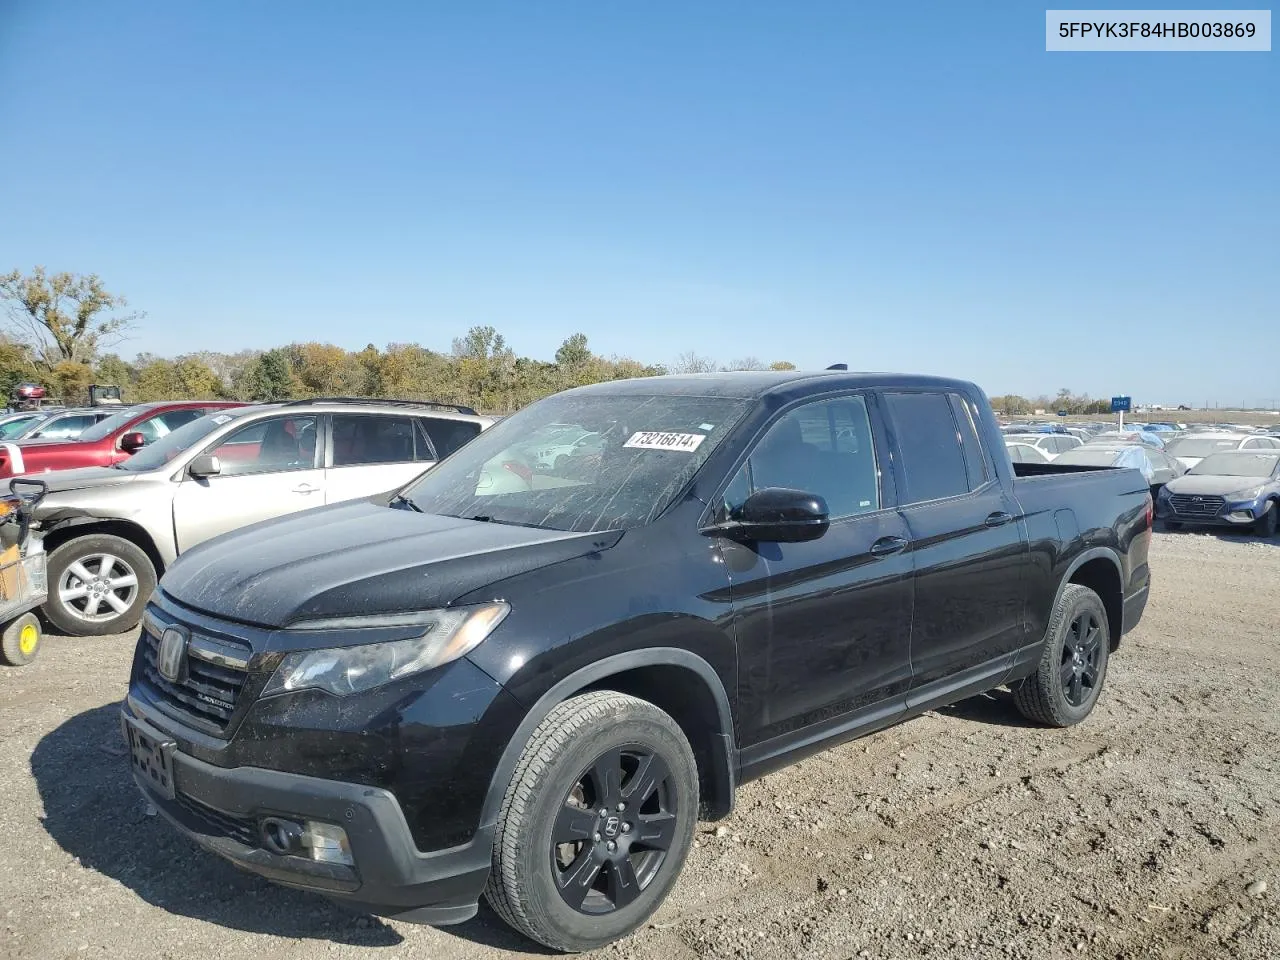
[718, 487, 830, 543]
[120, 431, 147, 454]
[188, 454, 222, 478]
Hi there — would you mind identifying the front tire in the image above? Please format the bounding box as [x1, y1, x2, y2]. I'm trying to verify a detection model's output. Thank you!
[1013, 584, 1111, 727]
[1256, 502, 1278, 538]
[484, 691, 698, 952]
[44, 534, 156, 636]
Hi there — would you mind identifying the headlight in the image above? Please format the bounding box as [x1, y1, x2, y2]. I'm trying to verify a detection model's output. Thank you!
[262, 602, 509, 697]
[1157, 486, 1172, 499]
[1228, 486, 1265, 502]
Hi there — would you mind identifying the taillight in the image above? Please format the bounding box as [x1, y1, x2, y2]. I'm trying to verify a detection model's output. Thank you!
[1144, 495, 1153, 529]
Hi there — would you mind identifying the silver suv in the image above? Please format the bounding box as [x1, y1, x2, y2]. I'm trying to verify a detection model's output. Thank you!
[31, 398, 494, 636]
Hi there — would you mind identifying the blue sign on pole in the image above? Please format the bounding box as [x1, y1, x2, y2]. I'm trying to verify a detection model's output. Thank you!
[1110, 396, 1131, 413]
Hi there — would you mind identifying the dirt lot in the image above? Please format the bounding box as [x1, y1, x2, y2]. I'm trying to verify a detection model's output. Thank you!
[2, 532, 1276, 960]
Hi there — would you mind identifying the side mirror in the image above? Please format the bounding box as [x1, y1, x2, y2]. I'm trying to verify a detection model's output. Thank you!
[120, 431, 147, 454]
[188, 454, 222, 478]
[705, 487, 830, 543]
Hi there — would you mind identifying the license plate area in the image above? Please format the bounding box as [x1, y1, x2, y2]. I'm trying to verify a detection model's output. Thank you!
[123, 715, 177, 801]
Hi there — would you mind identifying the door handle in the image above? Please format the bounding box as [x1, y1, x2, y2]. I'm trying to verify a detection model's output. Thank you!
[869, 536, 909, 558]
[291, 484, 318, 495]
[985, 511, 1013, 527]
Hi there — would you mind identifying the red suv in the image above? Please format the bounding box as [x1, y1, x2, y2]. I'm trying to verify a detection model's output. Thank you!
[0, 401, 244, 478]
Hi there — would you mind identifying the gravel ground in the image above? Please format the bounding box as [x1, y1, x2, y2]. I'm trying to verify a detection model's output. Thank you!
[2, 531, 1276, 960]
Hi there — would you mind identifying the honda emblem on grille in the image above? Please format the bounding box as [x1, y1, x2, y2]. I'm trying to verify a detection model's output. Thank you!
[157, 627, 188, 682]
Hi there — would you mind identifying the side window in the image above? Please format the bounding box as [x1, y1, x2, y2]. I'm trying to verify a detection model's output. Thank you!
[209, 416, 319, 476]
[724, 396, 880, 521]
[132, 408, 206, 443]
[948, 393, 990, 486]
[883, 392, 970, 504]
[419, 417, 481, 460]
[1005, 444, 1024, 464]
[33, 414, 94, 439]
[332, 415, 419, 466]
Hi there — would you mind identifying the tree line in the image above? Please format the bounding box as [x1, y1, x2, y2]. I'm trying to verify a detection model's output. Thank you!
[0, 268, 796, 411]
[1, 268, 1115, 417]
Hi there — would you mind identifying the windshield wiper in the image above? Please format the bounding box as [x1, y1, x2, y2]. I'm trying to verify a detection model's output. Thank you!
[389, 493, 422, 512]
[465, 514, 542, 528]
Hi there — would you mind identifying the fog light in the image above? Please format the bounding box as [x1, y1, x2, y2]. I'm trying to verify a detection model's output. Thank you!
[302, 821, 354, 866]
[1228, 510, 1254, 522]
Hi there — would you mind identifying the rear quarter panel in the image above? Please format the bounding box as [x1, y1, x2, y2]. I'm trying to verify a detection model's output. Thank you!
[1012, 466, 1151, 644]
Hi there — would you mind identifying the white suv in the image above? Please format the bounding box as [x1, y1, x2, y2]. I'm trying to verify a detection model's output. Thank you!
[31, 399, 495, 636]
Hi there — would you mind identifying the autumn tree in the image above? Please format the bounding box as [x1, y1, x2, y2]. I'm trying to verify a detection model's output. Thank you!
[769, 360, 797, 371]
[0, 268, 139, 368]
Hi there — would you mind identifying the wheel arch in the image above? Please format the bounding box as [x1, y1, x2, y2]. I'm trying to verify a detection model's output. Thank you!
[1057, 548, 1124, 650]
[42, 518, 166, 579]
[479, 648, 737, 829]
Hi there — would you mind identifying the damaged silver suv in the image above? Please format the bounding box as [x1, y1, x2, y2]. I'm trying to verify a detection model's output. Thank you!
[31, 398, 493, 636]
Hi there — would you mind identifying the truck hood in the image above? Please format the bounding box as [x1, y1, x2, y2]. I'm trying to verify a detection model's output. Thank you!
[1164, 474, 1274, 497]
[159, 498, 622, 628]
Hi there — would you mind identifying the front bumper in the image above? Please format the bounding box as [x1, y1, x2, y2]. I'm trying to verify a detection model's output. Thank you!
[121, 702, 492, 925]
[1159, 500, 1266, 527]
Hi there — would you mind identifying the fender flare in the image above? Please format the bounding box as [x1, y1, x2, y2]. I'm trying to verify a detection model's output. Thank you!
[1053, 545, 1124, 624]
[478, 647, 737, 828]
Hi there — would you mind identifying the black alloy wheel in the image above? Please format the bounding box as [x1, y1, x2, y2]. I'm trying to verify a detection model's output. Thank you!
[1060, 609, 1103, 707]
[551, 746, 677, 914]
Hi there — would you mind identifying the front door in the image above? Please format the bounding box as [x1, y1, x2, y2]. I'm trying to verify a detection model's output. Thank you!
[716, 394, 914, 769]
[172, 414, 324, 552]
[880, 390, 1029, 697]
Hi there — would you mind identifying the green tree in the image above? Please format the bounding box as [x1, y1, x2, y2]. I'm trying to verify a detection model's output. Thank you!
[0, 267, 139, 367]
[94, 353, 138, 399]
[232, 349, 298, 401]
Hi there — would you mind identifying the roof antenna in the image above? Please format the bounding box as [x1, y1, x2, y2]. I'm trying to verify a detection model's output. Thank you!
[826, 363, 848, 371]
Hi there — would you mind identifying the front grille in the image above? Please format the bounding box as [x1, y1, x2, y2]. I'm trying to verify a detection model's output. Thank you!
[1169, 494, 1225, 517]
[174, 792, 258, 847]
[138, 627, 250, 734]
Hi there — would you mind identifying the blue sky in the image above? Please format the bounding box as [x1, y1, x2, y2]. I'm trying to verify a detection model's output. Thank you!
[0, 2, 1275, 405]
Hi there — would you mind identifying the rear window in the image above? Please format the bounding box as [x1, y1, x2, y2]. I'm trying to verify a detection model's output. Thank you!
[883, 392, 970, 503]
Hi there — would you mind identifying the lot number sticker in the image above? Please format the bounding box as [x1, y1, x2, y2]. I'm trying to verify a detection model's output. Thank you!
[624, 431, 707, 453]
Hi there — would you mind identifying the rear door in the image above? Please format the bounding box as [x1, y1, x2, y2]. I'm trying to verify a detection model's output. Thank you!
[172, 414, 324, 552]
[324, 413, 438, 504]
[880, 390, 1030, 697]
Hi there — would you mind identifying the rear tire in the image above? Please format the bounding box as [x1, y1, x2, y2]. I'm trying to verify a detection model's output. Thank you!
[484, 691, 698, 952]
[44, 534, 156, 636]
[1013, 584, 1110, 727]
[1257, 502, 1278, 538]
[0, 612, 41, 666]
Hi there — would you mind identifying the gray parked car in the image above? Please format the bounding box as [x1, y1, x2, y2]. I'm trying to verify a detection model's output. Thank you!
[31, 398, 495, 636]
[7, 407, 116, 441]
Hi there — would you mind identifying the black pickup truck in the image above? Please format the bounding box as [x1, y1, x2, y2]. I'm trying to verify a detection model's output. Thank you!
[121, 372, 1152, 951]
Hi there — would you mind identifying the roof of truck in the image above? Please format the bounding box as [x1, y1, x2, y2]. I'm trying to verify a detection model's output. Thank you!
[564, 370, 979, 401]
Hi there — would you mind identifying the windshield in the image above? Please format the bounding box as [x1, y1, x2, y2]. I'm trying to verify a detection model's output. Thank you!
[78, 407, 145, 442]
[1189, 453, 1279, 478]
[115, 412, 243, 471]
[1166, 437, 1241, 457]
[0, 415, 43, 439]
[398, 392, 750, 532]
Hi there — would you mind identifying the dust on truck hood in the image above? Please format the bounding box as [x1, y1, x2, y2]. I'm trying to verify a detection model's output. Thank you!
[158, 499, 619, 628]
